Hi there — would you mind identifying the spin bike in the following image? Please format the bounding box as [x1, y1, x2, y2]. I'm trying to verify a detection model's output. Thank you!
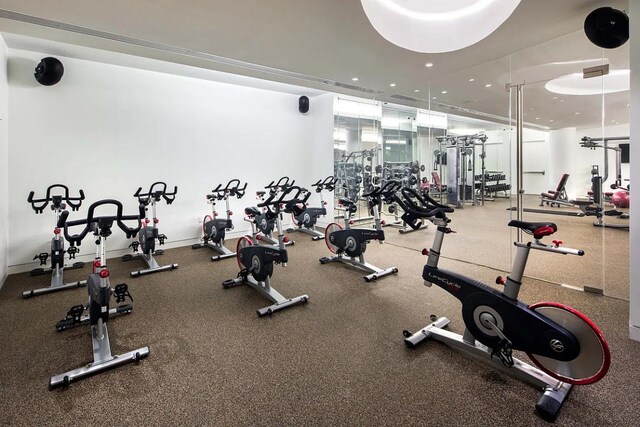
[222, 185, 309, 317]
[23, 185, 86, 298]
[252, 177, 295, 246]
[122, 182, 179, 277]
[400, 192, 610, 421]
[192, 179, 248, 261]
[286, 175, 336, 241]
[319, 180, 400, 282]
[50, 199, 150, 388]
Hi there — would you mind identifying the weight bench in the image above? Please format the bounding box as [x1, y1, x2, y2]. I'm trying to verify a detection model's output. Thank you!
[540, 174, 572, 207]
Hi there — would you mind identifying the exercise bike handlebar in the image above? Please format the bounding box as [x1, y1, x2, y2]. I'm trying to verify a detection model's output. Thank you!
[57, 199, 145, 245]
[134, 182, 178, 205]
[257, 185, 305, 211]
[311, 176, 337, 193]
[362, 179, 402, 199]
[27, 184, 85, 214]
[265, 176, 295, 193]
[395, 188, 452, 220]
[225, 179, 247, 198]
[515, 240, 584, 257]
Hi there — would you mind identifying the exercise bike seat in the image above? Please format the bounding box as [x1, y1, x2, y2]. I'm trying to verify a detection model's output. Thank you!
[508, 220, 557, 238]
[338, 197, 355, 207]
[245, 207, 261, 217]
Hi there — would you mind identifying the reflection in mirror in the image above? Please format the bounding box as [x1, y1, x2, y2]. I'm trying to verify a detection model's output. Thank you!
[510, 28, 630, 299]
[333, 97, 382, 222]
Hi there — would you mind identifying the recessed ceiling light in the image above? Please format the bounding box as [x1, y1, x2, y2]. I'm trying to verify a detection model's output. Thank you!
[485, 83, 492, 88]
[549, 119, 554, 123]
[468, 78, 475, 82]
[441, 90, 447, 94]
[425, 62, 434, 67]
[535, 117, 540, 120]
[352, 77, 359, 81]
[390, 83, 396, 87]
[575, 112, 580, 115]
[552, 96, 558, 99]
[414, 89, 420, 92]
[560, 99, 565, 102]
[432, 96, 437, 99]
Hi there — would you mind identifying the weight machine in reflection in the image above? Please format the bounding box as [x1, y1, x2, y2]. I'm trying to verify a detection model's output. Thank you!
[433, 134, 510, 207]
[580, 135, 630, 230]
[334, 148, 380, 222]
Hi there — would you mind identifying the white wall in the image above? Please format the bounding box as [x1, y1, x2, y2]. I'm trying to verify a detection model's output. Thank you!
[630, 1, 639, 341]
[548, 127, 580, 199]
[521, 127, 549, 195]
[0, 35, 8, 288]
[6, 48, 334, 273]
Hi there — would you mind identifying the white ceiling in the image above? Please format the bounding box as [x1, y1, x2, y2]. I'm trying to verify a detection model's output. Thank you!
[0, 0, 631, 130]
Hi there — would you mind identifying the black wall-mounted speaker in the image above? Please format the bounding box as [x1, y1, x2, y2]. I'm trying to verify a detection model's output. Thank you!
[34, 57, 64, 86]
[584, 7, 629, 49]
[299, 96, 309, 114]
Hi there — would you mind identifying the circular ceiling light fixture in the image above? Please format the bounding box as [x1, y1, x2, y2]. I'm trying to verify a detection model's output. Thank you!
[545, 69, 630, 95]
[360, 0, 522, 53]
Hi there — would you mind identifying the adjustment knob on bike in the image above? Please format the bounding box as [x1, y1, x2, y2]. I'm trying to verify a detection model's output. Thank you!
[54, 228, 61, 235]
[421, 249, 429, 256]
[496, 276, 506, 285]
[99, 269, 110, 278]
[552, 239, 563, 247]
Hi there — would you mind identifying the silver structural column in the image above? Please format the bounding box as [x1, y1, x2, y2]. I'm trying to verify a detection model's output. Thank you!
[515, 84, 524, 242]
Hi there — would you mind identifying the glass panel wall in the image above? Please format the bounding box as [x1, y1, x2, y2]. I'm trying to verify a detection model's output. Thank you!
[329, 26, 629, 300]
[426, 56, 514, 274]
[333, 97, 382, 221]
[510, 28, 630, 298]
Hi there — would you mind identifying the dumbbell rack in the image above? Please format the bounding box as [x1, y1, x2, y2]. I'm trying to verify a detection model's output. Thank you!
[475, 171, 511, 201]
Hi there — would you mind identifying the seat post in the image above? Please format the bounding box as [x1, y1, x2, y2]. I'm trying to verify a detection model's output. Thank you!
[503, 244, 530, 300]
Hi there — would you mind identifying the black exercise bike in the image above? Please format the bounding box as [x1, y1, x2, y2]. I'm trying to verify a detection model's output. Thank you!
[398, 189, 611, 421]
[23, 184, 86, 298]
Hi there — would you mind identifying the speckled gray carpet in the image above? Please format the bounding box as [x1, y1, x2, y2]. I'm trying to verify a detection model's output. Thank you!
[0, 208, 637, 426]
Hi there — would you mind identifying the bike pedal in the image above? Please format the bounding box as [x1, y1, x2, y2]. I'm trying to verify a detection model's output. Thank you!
[55, 318, 77, 331]
[113, 283, 133, 303]
[64, 304, 85, 324]
[34, 252, 49, 266]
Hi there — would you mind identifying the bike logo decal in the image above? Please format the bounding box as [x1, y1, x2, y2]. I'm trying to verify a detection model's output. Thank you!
[550, 339, 564, 353]
[427, 271, 461, 291]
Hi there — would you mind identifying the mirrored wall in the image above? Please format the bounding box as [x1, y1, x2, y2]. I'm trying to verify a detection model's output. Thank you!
[331, 26, 630, 300]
